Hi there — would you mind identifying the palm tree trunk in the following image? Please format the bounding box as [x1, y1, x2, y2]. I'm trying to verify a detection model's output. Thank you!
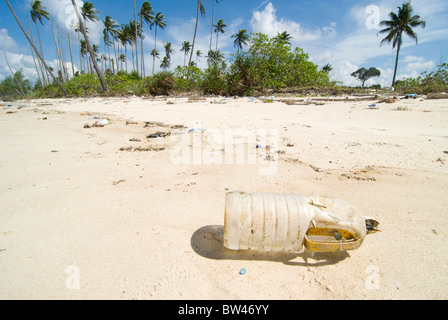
[140, 13, 145, 77]
[189, 1, 200, 67]
[27, 16, 44, 86]
[34, 21, 49, 85]
[113, 37, 118, 73]
[68, 33, 75, 78]
[391, 33, 402, 88]
[71, 0, 108, 92]
[5, 0, 68, 95]
[210, 0, 215, 52]
[4, 53, 26, 99]
[51, 19, 64, 82]
[134, 0, 139, 76]
[152, 27, 157, 75]
[125, 45, 128, 73]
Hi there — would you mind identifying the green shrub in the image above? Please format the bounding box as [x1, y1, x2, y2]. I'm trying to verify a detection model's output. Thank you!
[63, 74, 101, 96]
[174, 66, 204, 92]
[144, 72, 175, 96]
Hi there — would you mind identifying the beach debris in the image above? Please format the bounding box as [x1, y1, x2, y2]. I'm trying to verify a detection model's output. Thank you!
[94, 119, 109, 127]
[129, 138, 141, 142]
[112, 179, 126, 185]
[368, 104, 378, 109]
[6, 111, 16, 114]
[51, 150, 59, 153]
[378, 98, 398, 103]
[147, 131, 171, 139]
[126, 121, 139, 125]
[436, 158, 445, 164]
[286, 143, 295, 147]
[426, 93, 447, 100]
[224, 192, 380, 253]
[239, 268, 247, 275]
[188, 128, 206, 133]
[310, 165, 322, 173]
[144, 121, 166, 128]
[119, 146, 166, 152]
[443, 151, 448, 155]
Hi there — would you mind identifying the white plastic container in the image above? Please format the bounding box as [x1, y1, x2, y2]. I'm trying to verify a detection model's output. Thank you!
[223, 192, 370, 253]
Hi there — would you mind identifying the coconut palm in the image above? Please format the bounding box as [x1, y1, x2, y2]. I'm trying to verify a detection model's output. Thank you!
[72, 0, 108, 92]
[129, 20, 139, 71]
[133, 0, 139, 76]
[189, 0, 206, 67]
[207, 49, 224, 66]
[180, 41, 192, 67]
[139, 2, 154, 77]
[81, 2, 98, 25]
[103, 16, 119, 73]
[322, 63, 333, 74]
[209, 0, 223, 52]
[160, 56, 170, 70]
[196, 50, 203, 65]
[164, 42, 174, 61]
[232, 29, 249, 53]
[30, 0, 50, 85]
[150, 12, 166, 75]
[275, 31, 292, 45]
[118, 24, 132, 73]
[5, 0, 67, 94]
[213, 19, 226, 52]
[379, 1, 426, 88]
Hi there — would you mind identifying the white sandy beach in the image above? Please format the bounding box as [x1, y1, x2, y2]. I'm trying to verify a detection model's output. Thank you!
[1, 95, 447, 299]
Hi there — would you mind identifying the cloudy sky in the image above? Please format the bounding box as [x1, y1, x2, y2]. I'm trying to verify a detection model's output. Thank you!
[1, 0, 447, 87]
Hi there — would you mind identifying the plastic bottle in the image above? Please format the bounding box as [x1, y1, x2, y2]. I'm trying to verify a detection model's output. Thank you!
[223, 192, 373, 253]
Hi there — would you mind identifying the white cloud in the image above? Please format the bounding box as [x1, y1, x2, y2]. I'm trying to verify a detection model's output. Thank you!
[250, 2, 322, 42]
[0, 29, 18, 52]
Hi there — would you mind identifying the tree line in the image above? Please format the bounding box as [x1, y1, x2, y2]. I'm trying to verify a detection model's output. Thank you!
[3, 1, 430, 98]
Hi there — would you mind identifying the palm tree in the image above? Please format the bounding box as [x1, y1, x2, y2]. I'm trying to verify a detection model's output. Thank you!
[103, 16, 119, 74]
[209, 0, 223, 52]
[129, 20, 139, 71]
[213, 19, 226, 52]
[160, 56, 170, 70]
[196, 50, 203, 65]
[139, 2, 154, 77]
[72, 0, 108, 92]
[232, 29, 249, 53]
[275, 31, 292, 45]
[30, 0, 50, 85]
[81, 2, 98, 26]
[207, 49, 224, 66]
[164, 42, 174, 61]
[189, 0, 206, 67]
[133, 0, 139, 76]
[118, 24, 131, 73]
[150, 12, 167, 75]
[322, 63, 333, 74]
[180, 41, 192, 67]
[379, 1, 426, 88]
[5, 0, 67, 95]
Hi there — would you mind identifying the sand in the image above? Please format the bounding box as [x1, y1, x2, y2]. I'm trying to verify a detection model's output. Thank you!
[0, 95, 447, 300]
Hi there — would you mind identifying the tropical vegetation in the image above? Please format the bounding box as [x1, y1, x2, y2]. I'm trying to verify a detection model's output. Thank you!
[2, 0, 443, 101]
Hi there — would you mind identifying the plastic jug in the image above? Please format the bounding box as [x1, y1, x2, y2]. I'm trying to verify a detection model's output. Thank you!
[223, 192, 379, 253]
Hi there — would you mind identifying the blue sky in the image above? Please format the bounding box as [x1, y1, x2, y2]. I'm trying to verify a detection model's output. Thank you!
[1, 0, 447, 87]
